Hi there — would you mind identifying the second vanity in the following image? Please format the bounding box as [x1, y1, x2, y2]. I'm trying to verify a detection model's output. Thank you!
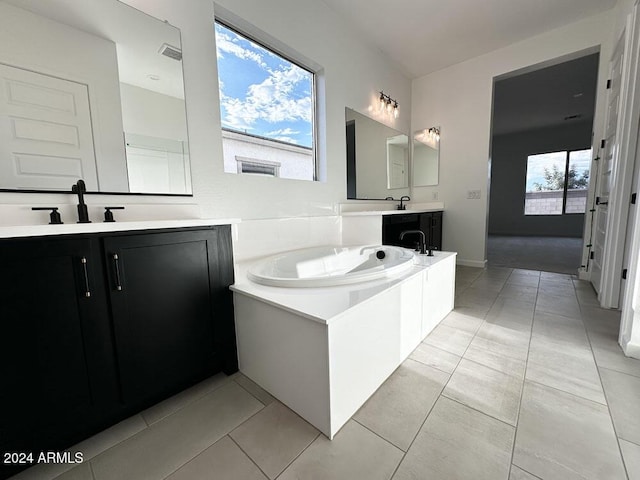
[0, 219, 238, 479]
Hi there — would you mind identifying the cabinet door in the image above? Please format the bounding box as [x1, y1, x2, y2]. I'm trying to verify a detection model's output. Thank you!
[0, 237, 117, 468]
[419, 212, 443, 251]
[382, 214, 421, 248]
[103, 227, 235, 409]
[430, 212, 443, 250]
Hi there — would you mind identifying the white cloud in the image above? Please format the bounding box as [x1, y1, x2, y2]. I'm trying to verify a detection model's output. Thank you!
[215, 31, 267, 68]
[274, 136, 299, 144]
[265, 128, 300, 136]
[220, 64, 312, 129]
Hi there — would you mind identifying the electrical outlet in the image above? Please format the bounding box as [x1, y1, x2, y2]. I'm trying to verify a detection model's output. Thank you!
[467, 190, 481, 200]
[431, 191, 439, 201]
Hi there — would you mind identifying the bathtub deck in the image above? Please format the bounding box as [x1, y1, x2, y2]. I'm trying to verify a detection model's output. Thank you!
[232, 250, 457, 438]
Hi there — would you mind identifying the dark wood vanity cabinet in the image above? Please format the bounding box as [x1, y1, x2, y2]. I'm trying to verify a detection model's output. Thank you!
[0, 226, 236, 479]
[0, 237, 120, 477]
[382, 211, 443, 251]
[104, 227, 236, 409]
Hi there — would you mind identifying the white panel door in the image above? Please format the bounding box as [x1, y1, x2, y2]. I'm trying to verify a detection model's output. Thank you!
[0, 64, 98, 190]
[592, 37, 625, 294]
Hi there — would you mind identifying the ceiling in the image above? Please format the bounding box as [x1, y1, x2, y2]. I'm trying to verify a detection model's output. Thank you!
[492, 53, 599, 135]
[320, 0, 617, 78]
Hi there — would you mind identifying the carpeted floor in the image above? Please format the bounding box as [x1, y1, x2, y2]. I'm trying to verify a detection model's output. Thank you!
[487, 235, 584, 275]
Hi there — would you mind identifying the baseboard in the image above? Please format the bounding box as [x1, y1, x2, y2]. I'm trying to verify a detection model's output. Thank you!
[456, 259, 487, 268]
[578, 268, 591, 281]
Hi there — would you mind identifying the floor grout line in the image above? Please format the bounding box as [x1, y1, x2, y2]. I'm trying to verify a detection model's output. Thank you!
[523, 375, 608, 404]
[271, 432, 322, 480]
[228, 434, 274, 480]
[88, 461, 97, 480]
[351, 418, 411, 453]
[440, 394, 518, 429]
[506, 266, 537, 480]
[618, 437, 640, 448]
[577, 285, 632, 480]
[389, 267, 512, 479]
[510, 462, 544, 479]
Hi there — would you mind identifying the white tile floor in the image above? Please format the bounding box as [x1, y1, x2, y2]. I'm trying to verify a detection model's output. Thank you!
[9, 266, 640, 480]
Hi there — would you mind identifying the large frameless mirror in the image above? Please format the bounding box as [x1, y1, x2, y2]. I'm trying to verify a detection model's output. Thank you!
[345, 107, 410, 200]
[412, 127, 440, 187]
[0, 0, 192, 195]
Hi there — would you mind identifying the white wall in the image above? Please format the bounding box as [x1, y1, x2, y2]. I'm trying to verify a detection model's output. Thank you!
[221, 130, 313, 181]
[0, 2, 128, 192]
[120, 83, 188, 141]
[411, 10, 615, 266]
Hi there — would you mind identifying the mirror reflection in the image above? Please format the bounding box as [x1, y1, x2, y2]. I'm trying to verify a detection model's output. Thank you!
[0, 0, 192, 195]
[345, 107, 410, 200]
[412, 127, 440, 187]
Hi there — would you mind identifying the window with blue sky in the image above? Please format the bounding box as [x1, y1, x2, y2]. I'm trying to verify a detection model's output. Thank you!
[214, 21, 314, 148]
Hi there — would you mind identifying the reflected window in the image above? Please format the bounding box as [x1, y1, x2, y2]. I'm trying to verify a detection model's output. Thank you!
[524, 149, 591, 215]
[214, 21, 316, 181]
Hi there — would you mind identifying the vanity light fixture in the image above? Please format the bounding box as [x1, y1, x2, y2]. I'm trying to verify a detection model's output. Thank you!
[379, 91, 399, 118]
[428, 127, 440, 142]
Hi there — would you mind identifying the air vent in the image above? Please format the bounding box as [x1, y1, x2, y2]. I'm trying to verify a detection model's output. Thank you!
[159, 43, 182, 61]
[564, 114, 583, 121]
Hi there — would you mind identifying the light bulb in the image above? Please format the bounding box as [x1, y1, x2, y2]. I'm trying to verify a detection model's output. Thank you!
[393, 105, 399, 118]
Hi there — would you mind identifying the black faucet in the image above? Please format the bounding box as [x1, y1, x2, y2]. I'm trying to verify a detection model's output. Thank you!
[71, 180, 91, 223]
[398, 195, 411, 210]
[399, 230, 426, 254]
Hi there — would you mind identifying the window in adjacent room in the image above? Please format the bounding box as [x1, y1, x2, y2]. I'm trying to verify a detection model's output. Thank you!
[214, 20, 316, 181]
[524, 149, 591, 215]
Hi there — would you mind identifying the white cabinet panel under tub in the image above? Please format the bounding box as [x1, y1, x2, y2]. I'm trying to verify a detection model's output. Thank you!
[231, 248, 456, 438]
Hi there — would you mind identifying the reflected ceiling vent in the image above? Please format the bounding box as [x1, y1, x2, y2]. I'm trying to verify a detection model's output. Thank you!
[564, 114, 583, 121]
[159, 43, 182, 61]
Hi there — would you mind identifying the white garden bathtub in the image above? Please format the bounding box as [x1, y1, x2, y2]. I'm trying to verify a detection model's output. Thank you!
[247, 245, 415, 287]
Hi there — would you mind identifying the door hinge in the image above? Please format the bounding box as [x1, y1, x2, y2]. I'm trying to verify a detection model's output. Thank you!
[607, 79, 612, 89]
[632, 192, 637, 205]
[590, 252, 595, 260]
[622, 268, 628, 280]
[601, 139, 606, 149]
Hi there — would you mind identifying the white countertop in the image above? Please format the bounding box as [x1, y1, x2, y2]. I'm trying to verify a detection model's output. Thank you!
[0, 218, 241, 239]
[341, 208, 443, 216]
[231, 250, 456, 325]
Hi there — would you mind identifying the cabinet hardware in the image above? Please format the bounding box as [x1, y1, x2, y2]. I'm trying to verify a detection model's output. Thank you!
[80, 257, 91, 298]
[112, 254, 123, 291]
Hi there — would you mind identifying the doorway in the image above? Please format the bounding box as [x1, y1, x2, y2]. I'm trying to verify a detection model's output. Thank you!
[487, 52, 600, 274]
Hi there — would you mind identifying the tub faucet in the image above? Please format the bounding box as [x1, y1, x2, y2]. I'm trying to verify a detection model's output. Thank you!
[399, 230, 426, 255]
[398, 195, 410, 210]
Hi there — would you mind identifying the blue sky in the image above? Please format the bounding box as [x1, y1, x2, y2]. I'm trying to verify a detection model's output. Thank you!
[525, 149, 591, 191]
[215, 23, 313, 148]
